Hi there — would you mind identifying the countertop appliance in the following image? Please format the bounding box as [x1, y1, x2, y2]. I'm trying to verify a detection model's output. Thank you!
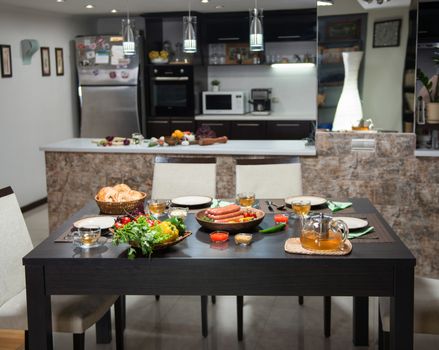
[76, 35, 143, 138]
[202, 91, 246, 115]
[249, 88, 272, 115]
[149, 65, 197, 117]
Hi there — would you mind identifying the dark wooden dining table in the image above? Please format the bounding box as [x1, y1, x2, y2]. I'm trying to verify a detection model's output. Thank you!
[23, 198, 415, 350]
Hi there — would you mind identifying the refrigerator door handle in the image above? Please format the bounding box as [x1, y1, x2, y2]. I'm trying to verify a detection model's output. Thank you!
[153, 77, 189, 81]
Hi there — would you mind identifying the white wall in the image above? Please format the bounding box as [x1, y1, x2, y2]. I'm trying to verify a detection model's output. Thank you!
[0, 5, 94, 206]
[319, 0, 411, 131]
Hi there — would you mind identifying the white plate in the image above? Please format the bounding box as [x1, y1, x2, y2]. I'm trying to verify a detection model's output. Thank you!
[171, 196, 212, 208]
[285, 196, 327, 207]
[334, 217, 368, 230]
[73, 216, 115, 230]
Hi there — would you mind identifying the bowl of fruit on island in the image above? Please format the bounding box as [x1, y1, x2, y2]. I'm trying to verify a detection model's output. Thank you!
[196, 204, 265, 232]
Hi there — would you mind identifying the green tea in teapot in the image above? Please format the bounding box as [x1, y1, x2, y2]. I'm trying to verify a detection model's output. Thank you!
[300, 229, 344, 251]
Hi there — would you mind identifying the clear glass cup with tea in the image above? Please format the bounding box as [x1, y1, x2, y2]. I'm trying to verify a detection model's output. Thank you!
[237, 192, 256, 207]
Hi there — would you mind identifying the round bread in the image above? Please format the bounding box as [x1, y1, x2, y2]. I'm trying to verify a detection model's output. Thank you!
[116, 191, 132, 202]
[128, 190, 143, 200]
[113, 183, 131, 193]
[97, 187, 119, 202]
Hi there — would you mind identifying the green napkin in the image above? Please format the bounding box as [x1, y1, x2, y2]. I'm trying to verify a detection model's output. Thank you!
[348, 226, 375, 239]
[210, 199, 234, 208]
[327, 201, 352, 212]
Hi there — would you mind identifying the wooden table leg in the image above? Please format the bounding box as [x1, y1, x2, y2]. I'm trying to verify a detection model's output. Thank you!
[25, 265, 53, 350]
[353, 296, 369, 346]
[201, 295, 208, 337]
[390, 265, 414, 350]
[96, 310, 112, 344]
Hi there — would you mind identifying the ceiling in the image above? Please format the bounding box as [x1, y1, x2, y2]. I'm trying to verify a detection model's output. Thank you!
[0, 0, 316, 16]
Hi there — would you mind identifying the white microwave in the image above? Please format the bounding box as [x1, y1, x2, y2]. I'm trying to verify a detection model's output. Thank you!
[202, 91, 246, 115]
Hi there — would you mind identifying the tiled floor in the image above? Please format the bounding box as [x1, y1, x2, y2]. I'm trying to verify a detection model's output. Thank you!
[22, 205, 437, 350]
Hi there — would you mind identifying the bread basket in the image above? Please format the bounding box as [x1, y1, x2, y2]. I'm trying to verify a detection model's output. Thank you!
[95, 192, 146, 215]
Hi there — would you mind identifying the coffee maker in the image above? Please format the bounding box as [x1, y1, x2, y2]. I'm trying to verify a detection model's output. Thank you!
[249, 88, 272, 115]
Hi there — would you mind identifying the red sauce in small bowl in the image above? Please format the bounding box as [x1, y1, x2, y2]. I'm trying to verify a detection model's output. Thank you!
[210, 231, 229, 243]
[274, 214, 289, 224]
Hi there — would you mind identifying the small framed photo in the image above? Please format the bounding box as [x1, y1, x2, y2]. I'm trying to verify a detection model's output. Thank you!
[40, 47, 51, 76]
[373, 19, 401, 48]
[55, 48, 64, 76]
[0, 45, 12, 78]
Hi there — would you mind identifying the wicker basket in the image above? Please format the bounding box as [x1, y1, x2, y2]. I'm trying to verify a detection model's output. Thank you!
[95, 192, 146, 215]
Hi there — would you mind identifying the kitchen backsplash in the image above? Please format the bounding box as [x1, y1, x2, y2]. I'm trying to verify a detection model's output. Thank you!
[208, 63, 317, 118]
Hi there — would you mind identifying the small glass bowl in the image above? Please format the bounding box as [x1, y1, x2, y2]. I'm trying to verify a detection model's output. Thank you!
[210, 231, 229, 243]
[168, 207, 189, 219]
[234, 233, 253, 246]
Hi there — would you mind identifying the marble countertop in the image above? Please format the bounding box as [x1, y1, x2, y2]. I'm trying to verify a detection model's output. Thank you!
[414, 148, 439, 157]
[195, 113, 316, 121]
[40, 138, 316, 156]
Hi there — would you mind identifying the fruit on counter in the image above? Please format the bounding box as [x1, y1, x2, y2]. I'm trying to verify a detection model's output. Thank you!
[96, 184, 144, 203]
[196, 125, 216, 139]
[96, 137, 133, 147]
[171, 129, 184, 140]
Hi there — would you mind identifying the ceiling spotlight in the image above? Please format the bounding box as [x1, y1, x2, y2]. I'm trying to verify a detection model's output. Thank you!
[201, 0, 209, 3]
[85, 4, 94, 9]
[215, 5, 224, 9]
[317, 0, 334, 6]
[111, 9, 118, 13]
[56, 0, 65, 3]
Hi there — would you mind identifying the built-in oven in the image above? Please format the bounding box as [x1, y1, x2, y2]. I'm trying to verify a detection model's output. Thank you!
[149, 65, 195, 117]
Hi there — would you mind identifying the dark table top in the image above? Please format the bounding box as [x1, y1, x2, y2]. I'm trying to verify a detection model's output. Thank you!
[23, 198, 415, 265]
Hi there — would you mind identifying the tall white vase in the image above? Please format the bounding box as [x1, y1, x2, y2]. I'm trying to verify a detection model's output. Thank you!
[332, 51, 364, 131]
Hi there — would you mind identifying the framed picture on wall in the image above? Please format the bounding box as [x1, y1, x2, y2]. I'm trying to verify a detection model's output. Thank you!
[55, 48, 64, 76]
[0, 45, 12, 78]
[40, 47, 51, 76]
[373, 19, 401, 48]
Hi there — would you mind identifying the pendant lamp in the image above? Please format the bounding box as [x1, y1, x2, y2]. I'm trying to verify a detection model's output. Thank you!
[183, 2, 197, 53]
[249, 0, 264, 52]
[122, 0, 135, 55]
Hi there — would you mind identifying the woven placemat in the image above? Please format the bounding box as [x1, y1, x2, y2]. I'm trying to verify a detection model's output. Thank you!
[332, 213, 395, 243]
[285, 237, 352, 256]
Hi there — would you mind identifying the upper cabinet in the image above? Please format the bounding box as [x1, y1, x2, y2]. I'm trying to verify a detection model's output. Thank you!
[418, 2, 439, 43]
[204, 12, 250, 43]
[204, 9, 316, 44]
[264, 10, 316, 42]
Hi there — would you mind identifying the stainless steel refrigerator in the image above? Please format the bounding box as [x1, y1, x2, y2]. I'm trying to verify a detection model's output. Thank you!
[75, 35, 143, 138]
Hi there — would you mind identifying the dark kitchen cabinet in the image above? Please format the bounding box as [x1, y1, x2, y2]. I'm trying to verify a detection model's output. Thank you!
[231, 121, 266, 140]
[147, 118, 196, 138]
[267, 121, 312, 140]
[204, 12, 249, 43]
[264, 10, 317, 42]
[418, 2, 439, 43]
[196, 121, 231, 137]
[146, 118, 170, 138]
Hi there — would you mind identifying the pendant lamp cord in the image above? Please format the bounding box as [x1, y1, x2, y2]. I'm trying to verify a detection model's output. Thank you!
[126, 0, 130, 21]
[188, 1, 191, 19]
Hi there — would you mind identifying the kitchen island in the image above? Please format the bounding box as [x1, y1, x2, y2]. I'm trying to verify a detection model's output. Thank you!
[42, 133, 438, 278]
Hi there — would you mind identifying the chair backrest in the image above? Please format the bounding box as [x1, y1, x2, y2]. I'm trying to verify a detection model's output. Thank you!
[0, 187, 34, 307]
[235, 157, 303, 199]
[151, 157, 217, 199]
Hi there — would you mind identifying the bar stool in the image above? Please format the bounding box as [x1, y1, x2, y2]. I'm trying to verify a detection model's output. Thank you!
[234, 157, 332, 340]
[0, 186, 125, 350]
[151, 156, 217, 337]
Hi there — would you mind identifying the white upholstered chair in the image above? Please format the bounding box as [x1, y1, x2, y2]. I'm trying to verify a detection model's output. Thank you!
[0, 186, 124, 350]
[235, 157, 303, 198]
[379, 276, 439, 349]
[151, 156, 217, 199]
[151, 156, 217, 337]
[234, 158, 331, 340]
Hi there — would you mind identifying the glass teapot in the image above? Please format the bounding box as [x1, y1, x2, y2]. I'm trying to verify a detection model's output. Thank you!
[300, 213, 349, 251]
